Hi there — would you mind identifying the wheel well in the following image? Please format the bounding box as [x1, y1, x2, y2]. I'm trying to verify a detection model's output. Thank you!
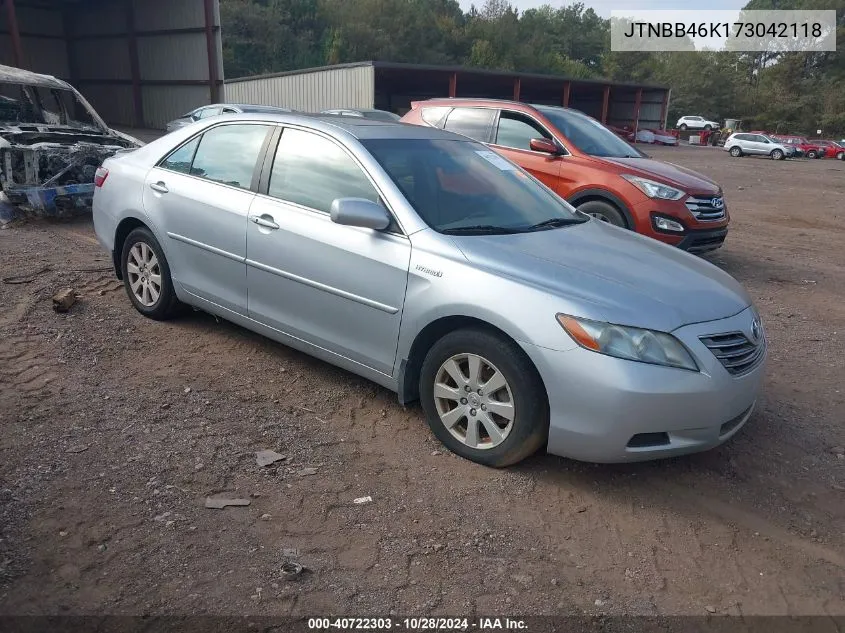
[570, 194, 631, 229]
[112, 218, 147, 280]
[397, 316, 548, 408]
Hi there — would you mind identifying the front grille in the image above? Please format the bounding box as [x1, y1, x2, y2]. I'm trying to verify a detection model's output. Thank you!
[699, 332, 765, 376]
[685, 196, 726, 221]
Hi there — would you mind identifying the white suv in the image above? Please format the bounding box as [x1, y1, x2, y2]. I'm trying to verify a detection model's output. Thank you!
[724, 133, 794, 160]
[676, 116, 720, 130]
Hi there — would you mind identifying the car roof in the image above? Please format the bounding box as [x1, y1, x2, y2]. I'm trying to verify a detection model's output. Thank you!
[212, 112, 462, 141]
[418, 98, 591, 118]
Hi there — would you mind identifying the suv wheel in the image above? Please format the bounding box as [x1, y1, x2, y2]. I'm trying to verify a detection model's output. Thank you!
[770, 149, 784, 160]
[419, 328, 548, 467]
[679, 124, 688, 130]
[729, 146, 743, 157]
[121, 227, 184, 320]
[576, 200, 627, 227]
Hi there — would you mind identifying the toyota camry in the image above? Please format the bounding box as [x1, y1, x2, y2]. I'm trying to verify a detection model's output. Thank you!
[92, 113, 765, 466]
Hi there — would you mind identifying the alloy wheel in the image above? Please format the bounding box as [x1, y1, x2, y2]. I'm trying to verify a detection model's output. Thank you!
[126, 241, 162, 307]
[433, 353, 515, 450]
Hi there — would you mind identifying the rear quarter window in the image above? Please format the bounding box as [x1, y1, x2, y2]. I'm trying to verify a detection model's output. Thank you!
[420, 106, 451, 128]
[443, 108, 496, 143]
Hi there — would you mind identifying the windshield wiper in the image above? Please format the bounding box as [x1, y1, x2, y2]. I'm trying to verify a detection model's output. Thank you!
[441, 225, 523, 235]
[526, 217, 587, 231]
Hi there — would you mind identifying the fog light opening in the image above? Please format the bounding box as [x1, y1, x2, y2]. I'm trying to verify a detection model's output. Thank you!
[626, 432, 671, 448]
[651, 214, 685, 233]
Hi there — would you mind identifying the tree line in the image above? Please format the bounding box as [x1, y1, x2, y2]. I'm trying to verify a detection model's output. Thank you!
[220, 0, 845, 136]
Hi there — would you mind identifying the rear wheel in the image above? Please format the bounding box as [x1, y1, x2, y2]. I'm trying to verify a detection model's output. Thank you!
[770, 149, 784, 160]
[576, 200, 627, 228]
[729, 146, 743, 157]
[679, 124, 688, 130]
[419, 328, 548, 467]
[121, 227, 183, 320]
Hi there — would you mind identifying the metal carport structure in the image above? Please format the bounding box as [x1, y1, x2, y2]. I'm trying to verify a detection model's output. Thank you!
[0, 0, 223, 129]
[224, 61, 672, 131]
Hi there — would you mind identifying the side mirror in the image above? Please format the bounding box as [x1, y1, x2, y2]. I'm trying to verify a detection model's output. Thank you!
[330, 198, 390, 230]
[529, 138, 559, 155]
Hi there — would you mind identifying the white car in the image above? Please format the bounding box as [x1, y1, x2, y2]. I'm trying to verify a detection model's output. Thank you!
[723, 133, 794, 160]
[676, 116, 720, 131]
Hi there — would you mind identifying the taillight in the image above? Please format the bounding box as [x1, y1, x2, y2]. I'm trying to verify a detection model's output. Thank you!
[94, 166, 109, 188]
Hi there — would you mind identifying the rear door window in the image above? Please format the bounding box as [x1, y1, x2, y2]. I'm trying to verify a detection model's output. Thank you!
[160, 137, 200, 174]
[188, 124, 271, 189]
[443, 108, 495, 142]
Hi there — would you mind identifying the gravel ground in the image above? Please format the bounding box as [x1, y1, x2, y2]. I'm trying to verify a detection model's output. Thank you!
[0, 144, 843, 618]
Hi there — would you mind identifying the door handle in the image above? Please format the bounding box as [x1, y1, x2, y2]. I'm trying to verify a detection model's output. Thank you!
[149, 181, 169, 194]
[251, 214, 279, 230]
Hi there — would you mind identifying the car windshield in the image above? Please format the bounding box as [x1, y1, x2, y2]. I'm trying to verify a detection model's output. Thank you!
[535, 106, 644, 158]
[241, 105, 289, 113]
[0, 82, 101, 130]
[363, 138, 585, 234]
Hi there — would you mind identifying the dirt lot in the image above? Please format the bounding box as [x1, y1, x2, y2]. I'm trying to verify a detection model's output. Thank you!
[0, 145, 844, 619]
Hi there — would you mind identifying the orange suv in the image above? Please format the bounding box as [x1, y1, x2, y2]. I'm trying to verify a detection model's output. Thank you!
[401, 99, 730, 253]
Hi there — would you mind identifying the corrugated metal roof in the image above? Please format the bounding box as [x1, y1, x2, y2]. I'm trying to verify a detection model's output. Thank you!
[224, 61, 669, 91]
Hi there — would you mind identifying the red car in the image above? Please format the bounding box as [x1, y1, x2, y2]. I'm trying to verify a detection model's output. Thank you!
[401, 99, 729, 253]
[809, 139, 845, 159]
[770, 135, 824, 158]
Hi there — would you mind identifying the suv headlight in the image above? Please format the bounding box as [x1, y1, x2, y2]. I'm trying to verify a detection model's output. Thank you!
[621, 175, 685, 201]
[557, 314, 699, 371]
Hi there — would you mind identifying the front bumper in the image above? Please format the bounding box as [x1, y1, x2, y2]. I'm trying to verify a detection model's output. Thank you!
[521, 307, 766, 463]
[677, 226, 728, 253]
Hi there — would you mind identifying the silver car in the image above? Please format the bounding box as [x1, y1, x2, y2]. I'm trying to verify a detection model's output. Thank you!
[724, 133, 794, 160]
[321, 108, 402, 122]
[92, 113, 766, 466]
[165, 103, 292, 133]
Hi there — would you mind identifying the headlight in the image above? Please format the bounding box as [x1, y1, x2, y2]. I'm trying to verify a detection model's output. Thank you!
[621, 174, 685, 201]
[557, 314, 699, 371]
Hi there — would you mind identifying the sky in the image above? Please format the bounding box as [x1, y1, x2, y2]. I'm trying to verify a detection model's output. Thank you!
[457, 0, 747, 19]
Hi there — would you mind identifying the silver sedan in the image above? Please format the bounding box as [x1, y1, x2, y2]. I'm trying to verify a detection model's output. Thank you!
[92, 113, 765, 466]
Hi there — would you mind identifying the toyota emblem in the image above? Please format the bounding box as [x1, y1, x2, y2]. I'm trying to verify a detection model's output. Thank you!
[711, 197, 724, 208]
[750, 319, 762, 343]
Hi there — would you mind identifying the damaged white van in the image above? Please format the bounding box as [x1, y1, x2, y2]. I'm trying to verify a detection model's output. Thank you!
[0, 64, 142, 222]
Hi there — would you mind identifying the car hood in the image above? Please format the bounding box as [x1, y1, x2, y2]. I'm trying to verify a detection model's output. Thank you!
[451, 220, 750, 333]
[601, 157, 721, 195]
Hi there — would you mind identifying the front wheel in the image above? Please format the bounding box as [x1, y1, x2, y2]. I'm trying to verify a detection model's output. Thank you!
[704, 124, 712, 131]
[121, 227, 184, 320]
[729, 146, 743, 157]
[771, 149, 784, 160]
[576, 200, 627, 227]
[806, 150, 817, 159]
[679, 124, 688, 130]
[419, 329, 548, 467]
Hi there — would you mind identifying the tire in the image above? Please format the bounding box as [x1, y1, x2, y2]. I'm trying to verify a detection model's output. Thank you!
[770, 149, 784, 160]
[729, 146, 742, 157]
[576, 199, 627, 227]
[704, 124, 712, 131]
[679, 124, 688, 130]
[806, 150, 817, 159]
[121, 226, 183, 320]
[419, 328, 549, 467]
[837, 151, 844, 160]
